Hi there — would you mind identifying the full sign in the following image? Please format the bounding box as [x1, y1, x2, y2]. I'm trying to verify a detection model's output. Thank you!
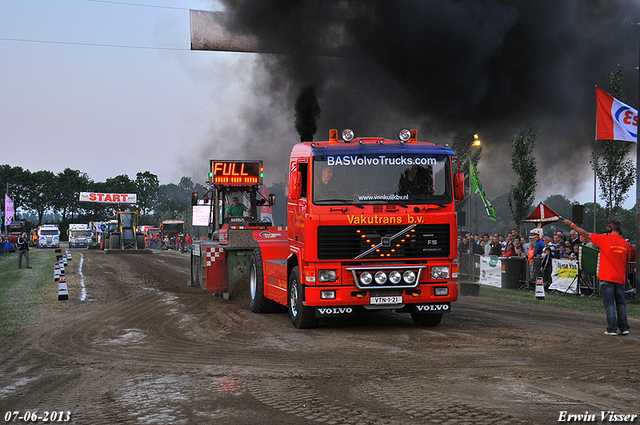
[210, 160, 263, 186]
[79, 192, 137, 204]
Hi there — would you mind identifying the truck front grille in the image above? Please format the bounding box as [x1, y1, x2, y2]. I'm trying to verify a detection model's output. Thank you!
[318, 224, 450, 260]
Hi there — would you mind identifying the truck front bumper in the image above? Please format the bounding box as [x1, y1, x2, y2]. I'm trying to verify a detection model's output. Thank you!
[303, 282, 458, 307]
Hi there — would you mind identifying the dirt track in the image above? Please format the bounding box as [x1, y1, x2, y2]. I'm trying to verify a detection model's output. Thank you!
[0, 248, 639, 425]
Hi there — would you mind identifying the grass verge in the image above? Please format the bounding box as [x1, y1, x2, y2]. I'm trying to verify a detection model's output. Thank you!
[477, 284, 640, 318]
[0, 249, 58, 339]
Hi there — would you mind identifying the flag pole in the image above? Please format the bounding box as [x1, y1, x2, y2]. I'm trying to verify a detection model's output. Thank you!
[469, 152, 473, 283]
[594, 85, 598, 233]
[635, 23, 640, 300]
[594, 85, 597, 233]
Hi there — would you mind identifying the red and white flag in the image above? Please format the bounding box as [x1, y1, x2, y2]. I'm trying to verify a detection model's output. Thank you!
[596, 87, 637, 142]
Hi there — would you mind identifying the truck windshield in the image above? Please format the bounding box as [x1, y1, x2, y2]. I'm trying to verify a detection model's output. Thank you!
[120, 213, 135, 228]
[163, 224, 183, 233]
[72, 231, 92, 237]
[40, 230, 58, 235]
[313, 154, 451, 205]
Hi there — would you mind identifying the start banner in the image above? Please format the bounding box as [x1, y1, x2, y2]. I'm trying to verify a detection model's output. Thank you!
[79, 192, 137, 204]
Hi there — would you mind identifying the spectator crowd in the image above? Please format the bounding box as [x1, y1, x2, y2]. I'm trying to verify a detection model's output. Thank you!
[458, 228, 585, 262]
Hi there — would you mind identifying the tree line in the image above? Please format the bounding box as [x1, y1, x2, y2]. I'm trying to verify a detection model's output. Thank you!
[0, 165, 205, 235]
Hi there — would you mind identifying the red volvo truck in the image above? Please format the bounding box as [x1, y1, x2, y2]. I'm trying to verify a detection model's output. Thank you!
[248, 128, 464, 328]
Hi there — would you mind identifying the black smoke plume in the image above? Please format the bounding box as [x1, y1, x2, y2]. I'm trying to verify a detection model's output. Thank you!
[218, 0, 640, 200]
[295, 86, 321, 142]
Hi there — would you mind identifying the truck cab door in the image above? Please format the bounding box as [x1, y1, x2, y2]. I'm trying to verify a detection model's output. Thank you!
[288, 161, 308, 246]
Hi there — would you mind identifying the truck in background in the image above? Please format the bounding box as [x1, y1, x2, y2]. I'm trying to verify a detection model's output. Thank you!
[68, 223, 92, 248]
[38, 224, 60, 248]
[192, 129, 464, 328]
[6, 221, 26, 251]
[7, 221, 26, 239]
[159, 220, 185, 250]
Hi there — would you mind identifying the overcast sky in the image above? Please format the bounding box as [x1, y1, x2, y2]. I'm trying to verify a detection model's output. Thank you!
[1, 0, 250, 186]
[1, 0, 639, 211]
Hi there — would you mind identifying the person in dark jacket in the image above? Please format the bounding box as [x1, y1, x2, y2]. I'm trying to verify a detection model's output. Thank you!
[540, 247, 553, 286]
[489, 237, 502, 256]
[17, 232, 31, 269]
[474, 240, 485, 255]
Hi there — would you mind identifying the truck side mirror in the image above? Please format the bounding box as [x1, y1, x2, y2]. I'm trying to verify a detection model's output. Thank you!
[289, 171, 302, 200]
[268, 193, 276, 206]
[454, 172, 465, 201]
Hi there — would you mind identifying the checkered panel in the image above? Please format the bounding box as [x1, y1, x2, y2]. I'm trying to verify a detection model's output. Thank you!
[205, 247, 225, 266]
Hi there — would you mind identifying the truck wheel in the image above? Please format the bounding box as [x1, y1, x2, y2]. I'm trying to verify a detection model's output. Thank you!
[109, 235, 120, 250]
[249, 249, 284, 313]
[288, 266, 319, 329]
[411, 312, 443, 327]
[136, 235, 145, 250]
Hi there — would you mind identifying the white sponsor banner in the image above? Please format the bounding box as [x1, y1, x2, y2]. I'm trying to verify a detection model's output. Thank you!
[479, 256, 502, 287]
[79, 192, 137, 204]
[192, 205, 211, 227]
[549, 258, 579, 294]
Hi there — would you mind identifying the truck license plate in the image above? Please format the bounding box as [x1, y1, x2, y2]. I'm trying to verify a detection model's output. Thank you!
[370, 296, 403, 305]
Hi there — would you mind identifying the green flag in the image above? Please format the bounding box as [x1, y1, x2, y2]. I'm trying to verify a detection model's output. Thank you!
[470, 161, 497, 221]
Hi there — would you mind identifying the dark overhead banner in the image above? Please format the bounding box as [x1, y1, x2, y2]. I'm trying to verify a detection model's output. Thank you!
[190, 10, 257, 52]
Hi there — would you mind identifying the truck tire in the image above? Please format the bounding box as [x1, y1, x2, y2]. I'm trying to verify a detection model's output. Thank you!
[109, 235, 120, 250]
[411, 312, 443, 326]
[288, 266, 319, 329]
[136, 235, 145, 250]
[249, 249, 284, 313]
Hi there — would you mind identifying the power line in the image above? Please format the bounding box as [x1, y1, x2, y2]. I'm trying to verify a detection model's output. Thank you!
[0, 36, 189, 51]
[84, 0, 193, 11]
[0, 1, 210, 51]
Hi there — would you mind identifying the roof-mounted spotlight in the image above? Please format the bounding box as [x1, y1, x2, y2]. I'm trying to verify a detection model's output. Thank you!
[399, 128, 412, 144]
[341, 129, 355, 143]
[378, 139, 384, 144]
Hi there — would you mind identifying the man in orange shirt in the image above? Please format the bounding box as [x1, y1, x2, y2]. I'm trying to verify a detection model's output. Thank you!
[564, 218, 630, 336]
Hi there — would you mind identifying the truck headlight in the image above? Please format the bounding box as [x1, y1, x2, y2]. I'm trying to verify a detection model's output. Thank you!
[318, 269, 337, 282]
[359, 272, 373, 285]
[430, 266, 450, 280]
[388, 270, 402, 284]
[374, 271, 387, 285]
[403, 270, 416, 284]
